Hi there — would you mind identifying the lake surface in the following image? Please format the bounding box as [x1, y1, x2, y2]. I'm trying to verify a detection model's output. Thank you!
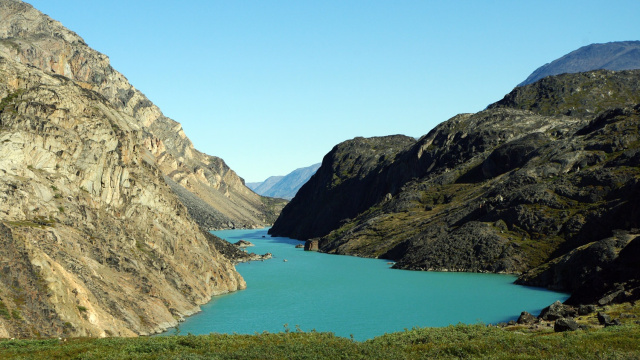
[173, 228, 569, 340]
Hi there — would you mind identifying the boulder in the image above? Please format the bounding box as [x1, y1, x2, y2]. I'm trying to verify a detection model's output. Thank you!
[597, 312, 612, 325]
[304, 240, 319, 251]
[539, 301, 577, 321]
[606, 319, 622, 327]
[554, 318, 579, 332]
[578, 304, 596, 316]
[517, 311, 537, 325]
[597, 312, 621, 327]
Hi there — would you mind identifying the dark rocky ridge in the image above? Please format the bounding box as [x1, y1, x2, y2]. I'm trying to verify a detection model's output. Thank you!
[271, 69, 640, 304]
[493, 70, 640, 118]
[269, 135, 416, 240]
[519, 41, 640, 86]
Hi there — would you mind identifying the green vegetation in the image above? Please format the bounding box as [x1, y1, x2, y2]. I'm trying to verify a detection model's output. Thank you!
[260, 196, 289, 224]
[0, 89, 24, 114]
[0, 300, 10, 320]
[0, 323, 638, 359]
[6, 216, 55, 229]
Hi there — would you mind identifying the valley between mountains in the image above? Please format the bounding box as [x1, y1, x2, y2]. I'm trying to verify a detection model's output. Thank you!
[0, 0, 639, 341]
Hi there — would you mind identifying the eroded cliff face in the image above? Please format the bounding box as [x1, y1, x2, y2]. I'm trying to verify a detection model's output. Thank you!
[0, 0, 285, 230]
[0, 36, 246, 338]
[271, 70, 640, 305]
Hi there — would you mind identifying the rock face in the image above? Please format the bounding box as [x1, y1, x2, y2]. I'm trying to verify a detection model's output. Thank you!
[270, 69, 640, 303]
[304, 240, 319, 252]
[0, 0, 286, 230]
[0, 56, 245, 337]
[269, 135, 417, 240]
[248, 163, 322, 200]
[0, 0, 262, 338]
[519, 41, 640, 86]
[554, 318, 579, 332]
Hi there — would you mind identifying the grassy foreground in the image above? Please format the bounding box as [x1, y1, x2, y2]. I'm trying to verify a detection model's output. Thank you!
[0, 323, 639, 359]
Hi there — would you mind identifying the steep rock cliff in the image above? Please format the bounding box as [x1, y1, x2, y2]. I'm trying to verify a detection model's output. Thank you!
[0, 56, 247, 337]
[0, 0, 285, 230]
[269, 135, 416, 240]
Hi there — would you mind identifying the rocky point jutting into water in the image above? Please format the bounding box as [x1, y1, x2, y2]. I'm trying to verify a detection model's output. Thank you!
[0, 0, 288, 338]
[270, 69, 640, 306]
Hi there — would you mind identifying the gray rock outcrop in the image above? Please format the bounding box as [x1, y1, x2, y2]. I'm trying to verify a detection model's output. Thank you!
[554, 318, 579, 332]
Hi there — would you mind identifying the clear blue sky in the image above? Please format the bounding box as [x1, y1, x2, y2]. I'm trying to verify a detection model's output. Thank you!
[26, 1, 639, 182]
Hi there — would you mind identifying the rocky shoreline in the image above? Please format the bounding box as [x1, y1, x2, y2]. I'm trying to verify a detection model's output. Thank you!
[498, 300, 640, 335]
[205, 233, 273, 264]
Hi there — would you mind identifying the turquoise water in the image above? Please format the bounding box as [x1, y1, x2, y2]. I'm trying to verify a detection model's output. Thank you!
[172, 228, 568, 340]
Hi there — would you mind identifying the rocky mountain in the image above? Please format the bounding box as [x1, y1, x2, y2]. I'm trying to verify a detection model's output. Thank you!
[247, 176, 285, 196]
[0, 0, 276, 338]
[0, 0, 286, 230]
[270, 136, 416, 240]
[0, 51, 246, 338]
[270, 69, 640, 306]
[519, 41, 640, 86]
[248, 163, 321, 200]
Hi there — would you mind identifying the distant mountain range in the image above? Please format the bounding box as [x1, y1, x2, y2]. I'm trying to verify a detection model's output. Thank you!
[248, 163, 321, 200]
[519, 40, 640, 86]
